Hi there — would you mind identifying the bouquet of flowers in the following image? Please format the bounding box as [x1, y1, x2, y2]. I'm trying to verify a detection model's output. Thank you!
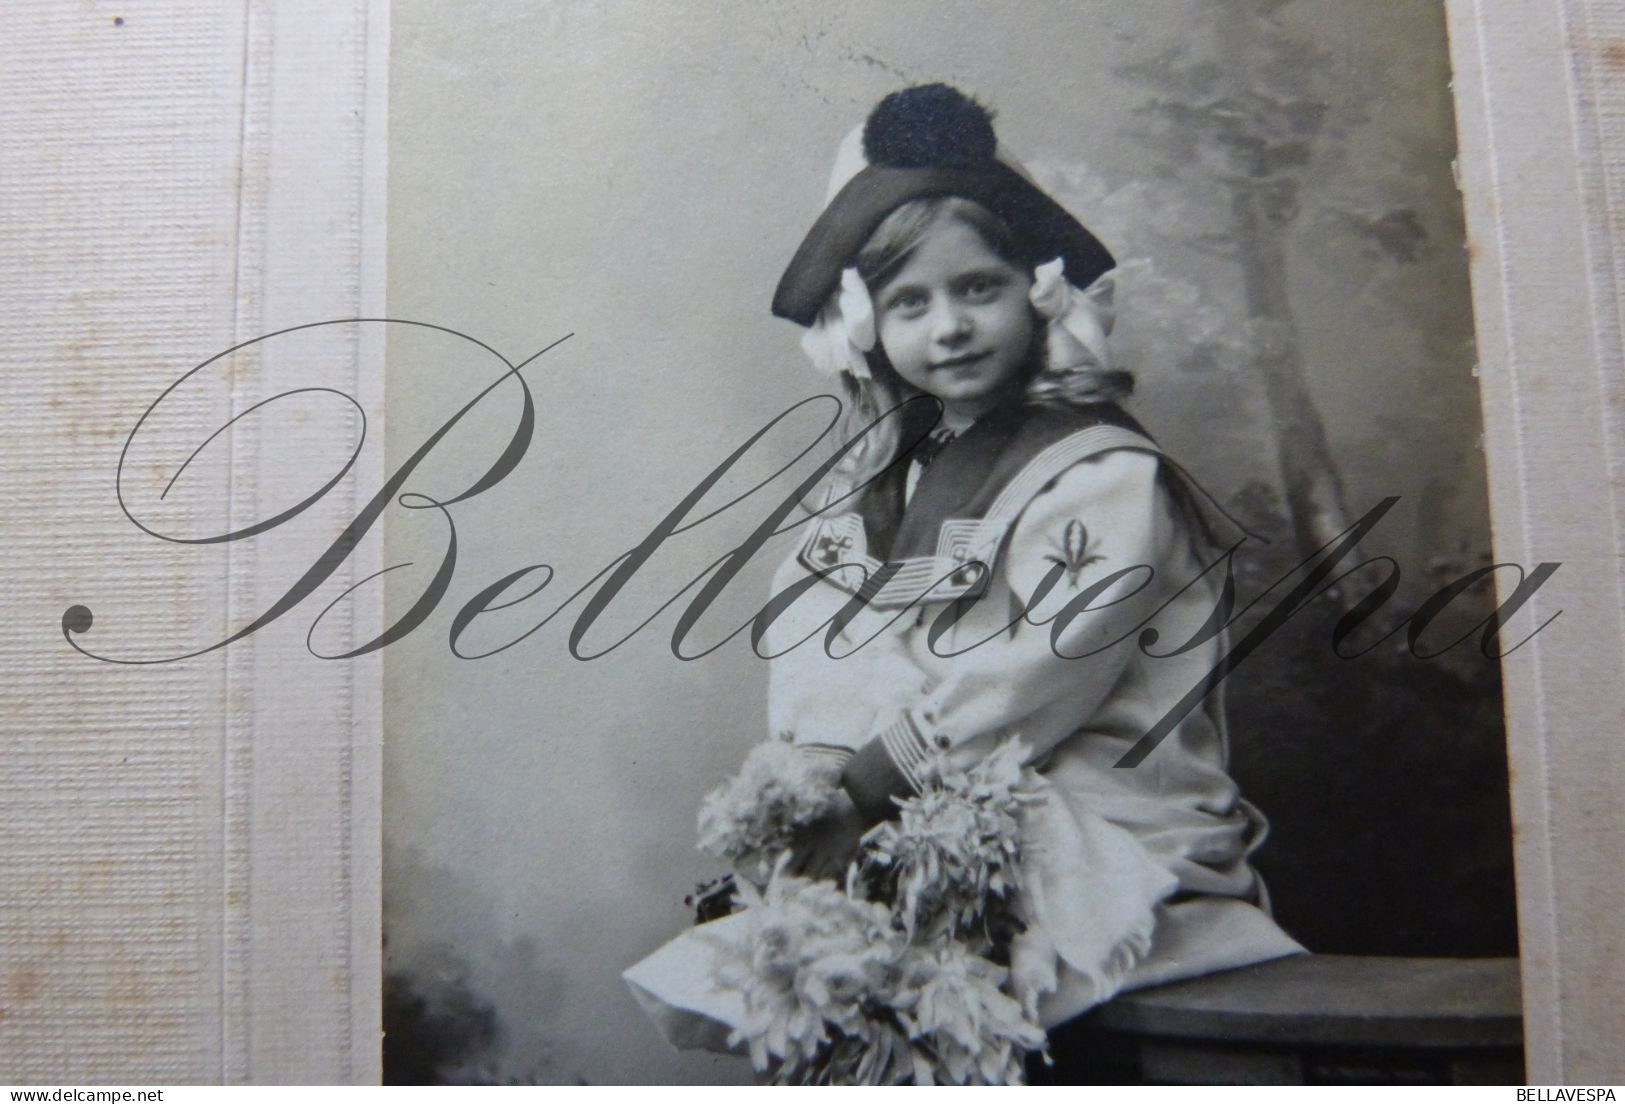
[696, 736, 845, 887]
[691, 735, 1047, 1085]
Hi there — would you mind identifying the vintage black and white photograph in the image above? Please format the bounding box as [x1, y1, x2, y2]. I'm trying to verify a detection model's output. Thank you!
[379, 1, 1523, 1085]
[14, 0, 1625, 1089]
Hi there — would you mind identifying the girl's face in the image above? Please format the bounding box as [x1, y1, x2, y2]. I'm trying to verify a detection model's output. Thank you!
[870, 217, 1037, 422]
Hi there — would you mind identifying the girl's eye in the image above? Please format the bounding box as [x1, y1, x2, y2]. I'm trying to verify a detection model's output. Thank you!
[888, 291, 928, 314]
[958, 274, 1006, 300]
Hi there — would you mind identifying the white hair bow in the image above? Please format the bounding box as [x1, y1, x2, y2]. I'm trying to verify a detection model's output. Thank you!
[799, 267, 877, 380]
[1029, 257, 1116, 375]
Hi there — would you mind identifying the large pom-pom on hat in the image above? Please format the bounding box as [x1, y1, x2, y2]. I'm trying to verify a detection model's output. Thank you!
[862, 83, 998, 168]
[772, 83, 1115, 327]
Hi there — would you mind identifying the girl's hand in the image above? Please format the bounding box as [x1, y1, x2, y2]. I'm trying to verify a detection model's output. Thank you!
[786, 790, 870, 881]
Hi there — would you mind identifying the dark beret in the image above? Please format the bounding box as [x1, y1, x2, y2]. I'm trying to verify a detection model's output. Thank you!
[771, 84, 1114, 326]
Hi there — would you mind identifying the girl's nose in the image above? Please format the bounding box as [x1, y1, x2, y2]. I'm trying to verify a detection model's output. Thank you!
[931, 303, 972, 343]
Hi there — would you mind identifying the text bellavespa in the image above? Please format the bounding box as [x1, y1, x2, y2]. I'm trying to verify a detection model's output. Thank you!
[63, 321, 1559, 768]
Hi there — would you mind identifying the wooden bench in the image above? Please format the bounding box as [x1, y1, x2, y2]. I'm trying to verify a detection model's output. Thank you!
[1033, 956, 1524, 1085]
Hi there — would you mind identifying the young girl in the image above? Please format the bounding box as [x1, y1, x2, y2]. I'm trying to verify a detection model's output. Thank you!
[627, 82, 1302, 1064]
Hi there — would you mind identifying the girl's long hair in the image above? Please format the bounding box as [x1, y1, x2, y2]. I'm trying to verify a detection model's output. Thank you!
[814, 196, 1132, 508]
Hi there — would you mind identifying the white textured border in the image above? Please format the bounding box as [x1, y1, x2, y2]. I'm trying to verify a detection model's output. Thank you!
[224, 0, 387, 1082]
[5, 0, 1625, 1085]
[227, 0, 388, 1081]
[1448, 0, 1625, 1084]
[0, 0, 384, 1083]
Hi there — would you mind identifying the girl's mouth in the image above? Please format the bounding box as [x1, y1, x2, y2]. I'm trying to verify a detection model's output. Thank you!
[933, 352, 988, 370]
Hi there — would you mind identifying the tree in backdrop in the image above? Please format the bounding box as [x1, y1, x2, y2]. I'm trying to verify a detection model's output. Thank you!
[1039, 0, 1515, 957]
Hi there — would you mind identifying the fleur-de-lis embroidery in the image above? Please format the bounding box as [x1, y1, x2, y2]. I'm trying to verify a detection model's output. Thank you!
[813, 533, 854, 566]
[1043, 519, 1102, 586]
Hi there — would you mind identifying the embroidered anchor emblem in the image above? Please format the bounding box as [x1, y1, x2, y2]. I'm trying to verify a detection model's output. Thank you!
[812, 533, 855, 566]
[1043, 520, 1103, 586]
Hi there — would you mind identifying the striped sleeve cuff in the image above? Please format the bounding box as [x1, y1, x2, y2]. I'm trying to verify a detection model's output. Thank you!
[797, 742, 855, 767]
[876, 712, 933, 794]
[840, 712, 936, 824]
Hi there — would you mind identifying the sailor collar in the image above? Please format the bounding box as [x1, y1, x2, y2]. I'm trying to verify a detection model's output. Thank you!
[798, 403, 1162, 609]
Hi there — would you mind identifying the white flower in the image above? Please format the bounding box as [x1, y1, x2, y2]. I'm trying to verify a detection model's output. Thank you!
[696, 737, 842, 865]
[698, 738, 1048, 1084]
[857, 738, 1038, 944]
[899, 942, 1045, 1085]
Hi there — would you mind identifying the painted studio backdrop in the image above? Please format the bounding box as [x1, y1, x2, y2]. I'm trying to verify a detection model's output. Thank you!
[381, 1, 1513, 1085]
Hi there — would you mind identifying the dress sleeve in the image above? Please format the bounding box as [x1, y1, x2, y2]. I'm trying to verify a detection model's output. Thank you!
[761, 545, 908, 765]
[842, 448, 1181, 820]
